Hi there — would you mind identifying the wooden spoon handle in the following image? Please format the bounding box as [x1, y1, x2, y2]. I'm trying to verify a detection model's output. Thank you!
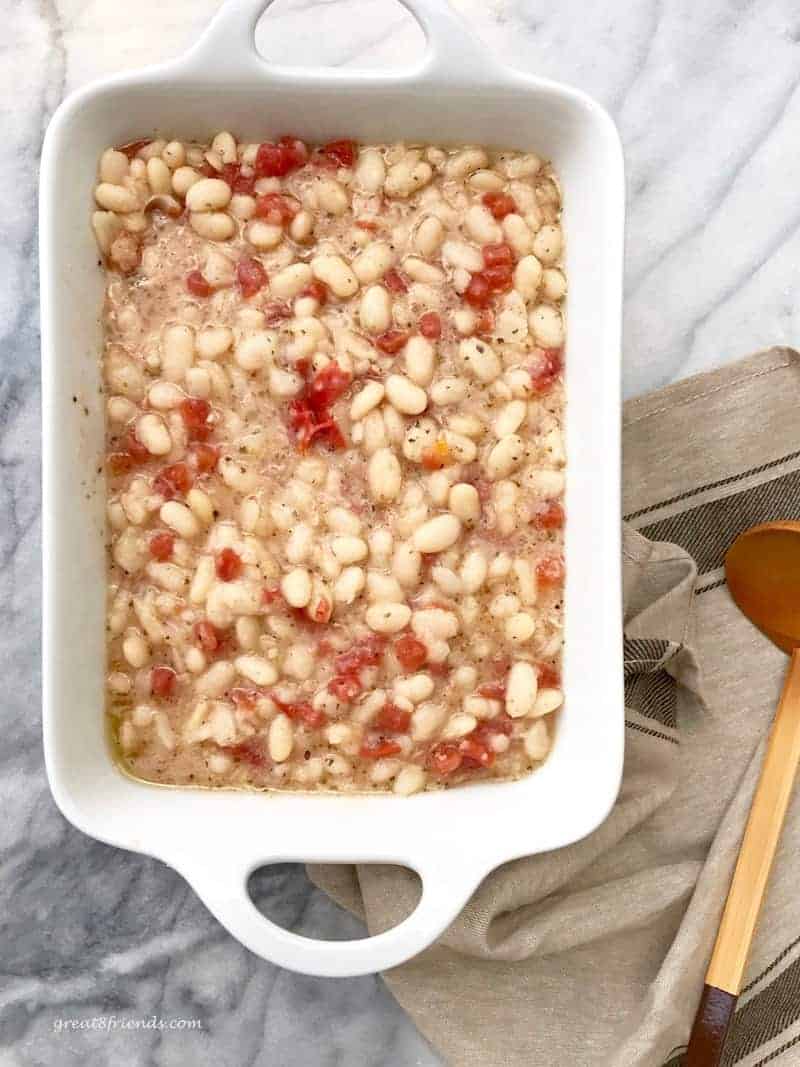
[686, 649, 800, 1065]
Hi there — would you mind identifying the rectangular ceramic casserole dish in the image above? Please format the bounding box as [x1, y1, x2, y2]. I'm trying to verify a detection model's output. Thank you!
[41, 0, 625, 978]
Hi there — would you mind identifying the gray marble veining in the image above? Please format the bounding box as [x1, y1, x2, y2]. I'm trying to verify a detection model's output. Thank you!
[4, 1, 800, 1064]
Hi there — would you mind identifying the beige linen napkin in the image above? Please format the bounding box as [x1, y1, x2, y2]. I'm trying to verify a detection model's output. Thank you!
[310, 347, 800, 1067]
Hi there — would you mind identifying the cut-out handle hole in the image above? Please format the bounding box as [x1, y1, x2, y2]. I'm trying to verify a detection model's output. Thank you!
[247, 863, 421, 942]
[255, 0, 426, 70]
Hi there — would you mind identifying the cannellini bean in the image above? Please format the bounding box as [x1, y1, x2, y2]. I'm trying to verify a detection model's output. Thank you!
[413, 215, 444, 257]
[542, 267, 567, 301]
[311, 255, 358, 298]
[404, 336, 435, 386]
[271, 262, 312, 300]
[235, 654, 278, 686]
[501, 153, 541, 179]
[533, 223, 562, 265]
[246, 220, 283, 249]
[454, 665, 478, 690]
[95, 182, 139, 213]
[540, 426, 566, 467]
[352, 241, 392, 284]
[468, 168, 504, 192]
[92, 211, 123, 255]
[135, 413, 171, 455]
[234, 330, 276, 371]
[161, 324, 194, 382]
[445, 148, 488, 179]
[316, 177, 349, 216]
[430, 377, 467, 406]
[494, 399, 527, 438]
[186, 488, 214, 526]
[392, 542, 422, 588]
[359, 285, 392, 334]
[330, 535, 368, 565]
[190, 212, 235, 241]
[524, 720, 550, 760]
[487, 434, 526, 479]
[432, 565, 462, 596]
[283, 644, 315, 680]
[160, 501, 199, 539]
[458, 337, 501, 383]
[513, 558, 538, 605]
[394, 673, 435, 704]
[327, 508, 361, 535]
[411, 701, 447, 740]
[189, 556, 216, 604]
[385, 153, 433, 198]
[514, 254, 543, 301]
[147, 381, 183, 410]
[285, 522, 313, 563]
[529, 304, 565, 347]
[354, 148, 386, 193]
[505, 611, 536, 643]
[235, 616, 261, 650]
[506, 661, 538, 718]
[289, 210, 314, 243]
[196, 326, 233, 359]
[412, 607, 459, 640]
[442, 239, 483, 273]
[394, 765, 426, 795]
[533, 687, 564, 717]
[442, 712, 478, 739]
[460, 549, 488, 593]
[269, 714, 294, 762]
[367, 572, 404, 603]
[172, 166, 202, 197]
[196, 660, 236, 699]
[186, 178, 232, 212]
[385, 374, 427, 416]
[162, 141, 186, 169]
[465, 204, 502, 245]
[122, 630, 149, 668]
[413, 514, 462, 553]
[146, 156, 172, 195]
[334, 566, 365, 604]
[365, 602, 412, 634]
[99, 148, 129, 184]
[523, 468, 565, 497]
[350, 381, 385, 421]
[448, 483, 480, 523]
[281, 567, 312, 607]
[211, 131, 237, 164]
[403, 257, 444, 285]
[368, 448, 402, 503]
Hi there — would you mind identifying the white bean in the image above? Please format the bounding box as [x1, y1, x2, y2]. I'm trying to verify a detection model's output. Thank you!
[487, 434, 526, 479]
[354, 148, 386, 193]
[465, 204, 501, 245]
[458, 337, 501, 383]
[269, 714, 294, 762]
[413, 514, 461, 553]
[505, 612, 536, 644]
[506, 661, 538, 718]
[334, 566, 365, 604]
[235, 654, 278, 686]
[502, 214, 533, 257]
[316, 177, 349, 216]
[135, 413, 171, 455]
[186, 178, 232, 212]
[514, 255, 543, 301]
[368, 448, 402, 503]
[190, 212, 236, 241]
[99, 148, 129, 184]
[122, 630, 149, 668]
[365, 602, 412, 634]
[533, 223, 562, 265]
[350, 381, 385, 421]
[494, 400, 527, 438]
[392, 542, 422, 588]
[385, 374, 427, 416]
[460, 549, 488, 593]
[281, 567, 312, 607]
[359, 285, 392, 334]
[448, 483, 480, 523]
[246, 220, 283, 249]
[160, 501, 199, 539]
[524, 720, 550, 760]
[172, 166, 201, 198]
[541, 267, 567, 301]
[411, 702, 446, 741]
[533, 687, 564, 717]
[271, 262, 312, 300]
[311, 255, 358, 298]
[529, 304, 565, 347]
[394, 765, 426, 795]
[442, 240, 483, 273]
[413, 215, 444, 257]
[196, 326, 233, 359]
[95, 182, 139, 213]
[430, 377, 467, 406]
[352, 241, 392, 284]
[404, 336, 435, 387]
[330, 535, 368, 564]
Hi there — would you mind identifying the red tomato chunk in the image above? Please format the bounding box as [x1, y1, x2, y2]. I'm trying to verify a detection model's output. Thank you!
[418, 312, 442, 339]
[334, 634, 386, 675]
[375, 329, 409, 354]
[153, 462, 193, 500]
[237, 256, 268, 297]
[532, 500, 565, 530]
[189, 442, 220, 474]
[193, 620, 222, 652]
[464, 273, 491, 308]
[482, 192, 517, 219]
[529, 348, 563, 394]
[254, 193, 298, 225]
[318, 139, 357, 168]
[186, 270, 213, 297]
[226, 737, 269, 767]
[300, 279, 328, 305]
[329, 674, 362, 702]
[148, 532, 174, 561]
[428, 742, 463, 777]
[375, 703, 412, 733]
[360, 737, 402, 759]
[216, 547, 243, 582]
[255, 137, 308, 177]
[537, 555, 565, 585]
[383, 269, 409, 294]
[179, 397, 212, 440]
[151, 665, 177, 699]
[394, 634, 428, 671]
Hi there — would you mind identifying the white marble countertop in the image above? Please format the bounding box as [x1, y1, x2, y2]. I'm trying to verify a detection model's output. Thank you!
[6, 0, 800, 1063]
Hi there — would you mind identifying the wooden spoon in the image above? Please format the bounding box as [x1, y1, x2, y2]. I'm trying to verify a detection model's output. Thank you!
[686, 521, 800, 1065]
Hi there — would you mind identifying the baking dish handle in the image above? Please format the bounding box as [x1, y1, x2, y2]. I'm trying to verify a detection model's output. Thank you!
[181, 855, 482, 978]
[183, 0, 506, 86]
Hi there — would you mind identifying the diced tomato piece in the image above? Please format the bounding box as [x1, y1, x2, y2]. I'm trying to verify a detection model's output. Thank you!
[237, 256, 268, 297]
[356, 219, 380, 231]
[394, 634, 428, 672]
[428, 742, 463, 776]
[150, 665, 177, 699]
[107, 452, 135, 475]
[421, 439, 452, 471]
[483, 264, 513, 293]
[198, 160, 219, 178]
[418, 311, 442, 339]
[475, 307, 495, 335]
[226, 737, 268, 767]
[193, 620, 222, 652]
[230, 687, 262, 711]
[216, 547, 243, 582]
[153, 462, 193, 500]
[482, 192, 518, 219]
[254, 141, 301, 178]
[459, 737, 495, 768]
[537, 554, 565, 585]
[473, 713, 514, 743]
[537, 663, 561, 688]
[383, 268, 409, 294]
[188, 442, 219, 474]
[319, 139, 357, 168]
[262, 585, 283, 606]
[148, 532, 174, 561]
[532, 500, 565, 530]
[254, 193, 299, 225]
[263, 301, 292, 324]
[277, 135, 309, 169]
[186, 270, 213, 297]
[360, 736, 402, 759]
[300, 279, 328, 305]
[464, 273, 491, 308]
[116, 139, 151, 159]
[334, 634, 386, 675]
[329, 674, 362, 702]
[307, 361, 351, 411]
[529, 347, 563, 393]
[221, 162, 256, 195]
[477, 680, 507, 700]
[375, 329, 409, 354]
[482, 242, 514, 268]
[310, 596, 332, 624]
[294, 357, 312, 379]
[375, 703, 411, 733]
[122, 430, 149, 465]
[179, 397, 212, 440]
[281, 700, 326, 728]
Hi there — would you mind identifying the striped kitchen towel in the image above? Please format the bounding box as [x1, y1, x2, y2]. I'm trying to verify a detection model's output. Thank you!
[310, 347, 800, 1067]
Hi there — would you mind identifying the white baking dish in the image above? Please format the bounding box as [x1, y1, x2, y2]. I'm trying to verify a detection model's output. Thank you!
[40, 0, 625, 978]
